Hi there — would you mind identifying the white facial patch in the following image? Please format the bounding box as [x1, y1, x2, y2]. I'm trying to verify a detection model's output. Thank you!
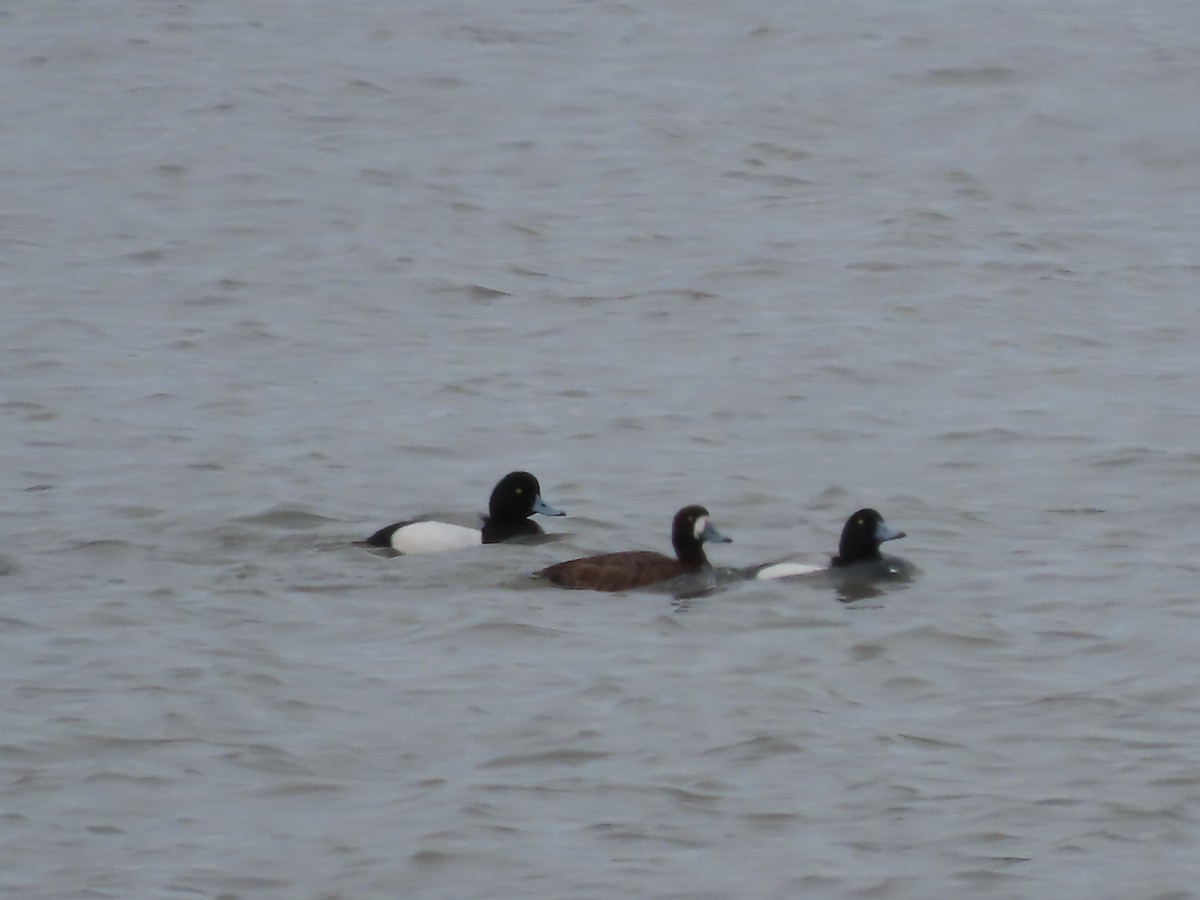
[692, 515, 711, 541]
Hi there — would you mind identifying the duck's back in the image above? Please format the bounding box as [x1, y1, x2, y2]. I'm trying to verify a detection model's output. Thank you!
[539, 550, 682, 592]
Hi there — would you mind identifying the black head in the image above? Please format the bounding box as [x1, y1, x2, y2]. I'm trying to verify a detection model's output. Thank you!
[832, 508, 906, 567]
[670, 504, 732, 567]
[487, 471, 565, 522]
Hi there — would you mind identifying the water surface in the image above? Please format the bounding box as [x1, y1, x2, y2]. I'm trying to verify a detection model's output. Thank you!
[4, 1, 1200, 897]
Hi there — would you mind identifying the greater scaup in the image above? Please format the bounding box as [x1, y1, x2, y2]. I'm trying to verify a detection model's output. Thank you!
[751, 508, 908, 580]
[358, 471, 564, 554]
[537, 504, 731, 592]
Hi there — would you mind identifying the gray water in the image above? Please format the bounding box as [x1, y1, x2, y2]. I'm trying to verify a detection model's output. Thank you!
[4, 1, 1200, 897]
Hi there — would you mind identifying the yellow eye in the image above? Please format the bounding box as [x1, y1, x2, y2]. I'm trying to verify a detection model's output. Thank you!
[857, 518, 864, 525]
[515, 487, 523, 494]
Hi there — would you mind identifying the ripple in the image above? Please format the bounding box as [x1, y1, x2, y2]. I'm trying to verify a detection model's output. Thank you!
[234, 507, 336, 530]
[479, 749, 611, 769]
[923, 66, 1018, 84]
[448, 620, 565, 640]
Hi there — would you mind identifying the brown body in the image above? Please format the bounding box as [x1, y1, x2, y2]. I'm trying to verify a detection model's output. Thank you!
[540, 549, 696, 592]
[538, 505, 730, 592]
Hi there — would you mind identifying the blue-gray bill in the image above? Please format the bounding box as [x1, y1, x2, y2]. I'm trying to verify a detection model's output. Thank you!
[533, 496, 565, 517]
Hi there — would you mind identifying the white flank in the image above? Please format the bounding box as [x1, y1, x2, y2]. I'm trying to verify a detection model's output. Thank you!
[754, 562, 825, 581]
[391, 521, 482, 554]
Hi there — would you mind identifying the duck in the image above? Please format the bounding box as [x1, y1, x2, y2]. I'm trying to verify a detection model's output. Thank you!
[537, 504, 731, 592]
[751, 508, 908, 580]
[358, 471, 564, 554]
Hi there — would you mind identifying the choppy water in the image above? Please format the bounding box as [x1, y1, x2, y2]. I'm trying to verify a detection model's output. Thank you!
[5, 1, 1200, 897]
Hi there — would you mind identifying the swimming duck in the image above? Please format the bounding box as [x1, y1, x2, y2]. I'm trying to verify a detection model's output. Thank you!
[538, 504, 731, 592]
[358, 471, 564, 554]
[751, 508, 907, 580]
